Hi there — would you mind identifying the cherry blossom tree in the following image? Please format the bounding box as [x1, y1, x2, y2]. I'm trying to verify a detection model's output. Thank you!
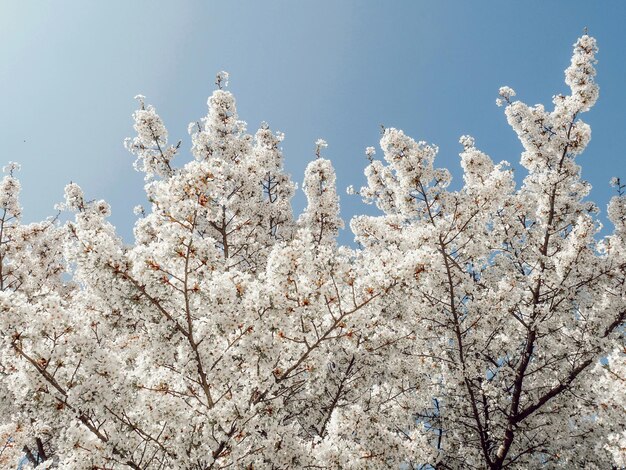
[1, 34, 624, 469]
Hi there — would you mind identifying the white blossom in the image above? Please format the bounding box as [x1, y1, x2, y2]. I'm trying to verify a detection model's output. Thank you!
[0, 36, 624, 470]
[215, 70, 229, 89]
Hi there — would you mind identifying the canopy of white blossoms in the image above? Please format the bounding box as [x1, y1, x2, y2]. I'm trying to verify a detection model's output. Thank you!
[1, 36, 624, 469]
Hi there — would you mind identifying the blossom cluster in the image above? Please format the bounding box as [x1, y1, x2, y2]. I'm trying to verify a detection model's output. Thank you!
[0, 34, 624, 469]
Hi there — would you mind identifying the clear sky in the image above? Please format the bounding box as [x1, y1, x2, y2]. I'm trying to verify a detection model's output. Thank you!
[2, 1, 626, 244]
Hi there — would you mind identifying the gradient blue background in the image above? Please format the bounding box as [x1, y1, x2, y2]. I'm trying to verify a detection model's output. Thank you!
[2, 1, 625, 244]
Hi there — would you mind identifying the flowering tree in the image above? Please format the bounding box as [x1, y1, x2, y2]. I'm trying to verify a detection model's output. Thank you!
[0, 35, 624, 469]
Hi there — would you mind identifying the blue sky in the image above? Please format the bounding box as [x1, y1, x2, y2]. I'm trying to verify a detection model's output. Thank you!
[2, 1, 625, 244]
